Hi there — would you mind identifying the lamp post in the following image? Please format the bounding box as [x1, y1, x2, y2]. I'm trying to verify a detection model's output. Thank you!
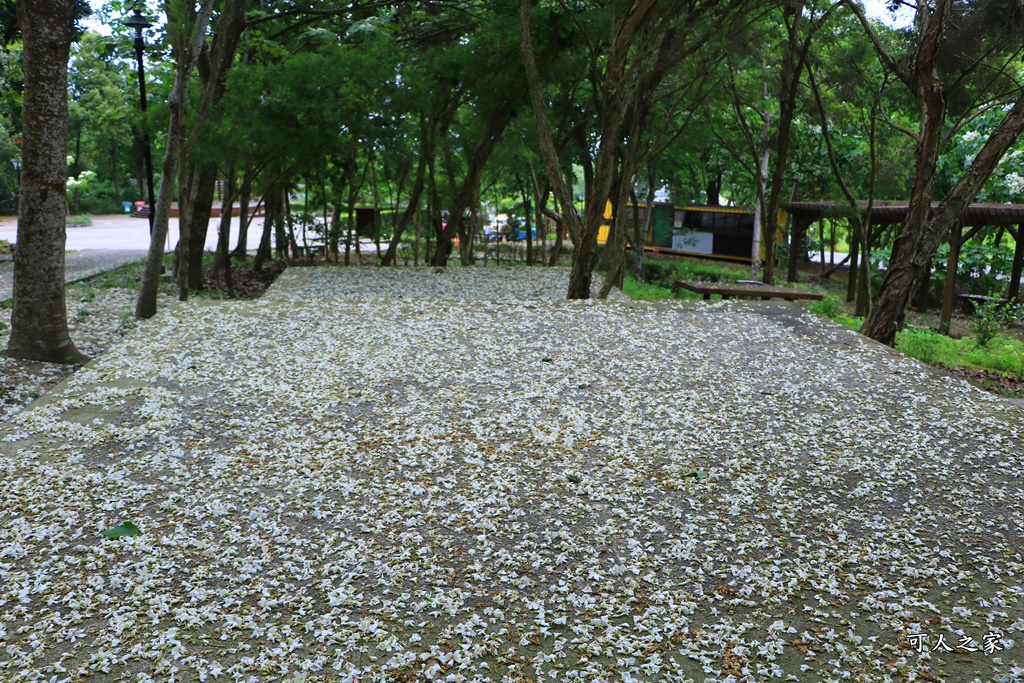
[10, 157, 19, 182]
[125, 7, 155, 236]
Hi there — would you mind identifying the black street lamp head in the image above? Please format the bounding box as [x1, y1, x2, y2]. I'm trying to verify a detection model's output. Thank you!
[124, 8, 152, 52]
[124, 7, 152, 34]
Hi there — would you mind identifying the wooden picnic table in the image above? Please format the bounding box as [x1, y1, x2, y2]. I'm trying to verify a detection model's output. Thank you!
[675, 280, 824, 301]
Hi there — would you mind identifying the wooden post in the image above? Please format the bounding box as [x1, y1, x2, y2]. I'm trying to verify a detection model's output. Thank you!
[939, 220, 963, 335]
[846, 228, 859, 303]
[787, 216, 812, 282]
[1008, 225, 1024, 301]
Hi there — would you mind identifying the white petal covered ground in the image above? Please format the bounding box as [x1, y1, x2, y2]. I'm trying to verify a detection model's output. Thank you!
[2, 266, 1024, 683]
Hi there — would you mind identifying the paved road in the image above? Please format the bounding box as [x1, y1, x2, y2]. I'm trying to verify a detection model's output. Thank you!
[0, 212, 267, 252]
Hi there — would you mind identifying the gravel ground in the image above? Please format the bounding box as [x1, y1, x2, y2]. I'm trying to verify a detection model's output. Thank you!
[1, 267, 1023, 682]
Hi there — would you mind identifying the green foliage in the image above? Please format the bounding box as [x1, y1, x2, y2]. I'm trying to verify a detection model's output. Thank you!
[931, 239, 1017, 294]
[640, 259, 746, 290]
[896, 327, 958, 365]
[896, 325, 1024, 377]
[972, 300, 1019, 347]
[808, 295, 845, 319]
[621, 275, 677, 301]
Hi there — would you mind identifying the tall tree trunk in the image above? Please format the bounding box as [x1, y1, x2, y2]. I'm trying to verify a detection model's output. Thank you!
[520, 0, 585, 284]
[185, 166, 217, 289]
[635, 167, 656, 279]
[231, 179, 252, 258]
[329, 201, 342, 263]
[432, 97, 517, 267]
[750, 143, 769, 280]
[762, 2, 818, 285]
[846, 230, 859, 304]
[7, 0, 88, 363]
[253, 186, 278, 272]
[705, 170, 722, 206]
[176, 121, 191, 302]
[136, 0, 215, 318]
[111, 139, 121, 202]
[176, 0, 247, 281]
[213, 169, 234, 276]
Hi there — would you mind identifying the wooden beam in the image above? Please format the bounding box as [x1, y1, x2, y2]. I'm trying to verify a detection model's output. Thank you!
[939, 221, 963, 335]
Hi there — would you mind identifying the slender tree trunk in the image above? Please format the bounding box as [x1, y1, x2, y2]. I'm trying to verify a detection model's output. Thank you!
[329, 201, 342, 263]
[7, 0, 88, 363]
[111, 139, 121, 202]
[177, 0, 247, 283]
[706, 170, 722, 206]
[521, 0, 585, 280]
[751, 144, 769, 280]
[762, 2, 819, 286]
[176, 123, 190, 302]
[137, 92, 184, 316]
[231, 179, 252, 258]
[185, 166, 217, 289]
[136, 0, 215, 318]
[253, 186, 277, 271]
[635, 169, 656, 278]
[432, 98, 517, 267]
[213, 170, 234, 276]
[846, 230, 859, 304]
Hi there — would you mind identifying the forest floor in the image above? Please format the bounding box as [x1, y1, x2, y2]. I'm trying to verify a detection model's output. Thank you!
[1, 266, 1023, 683]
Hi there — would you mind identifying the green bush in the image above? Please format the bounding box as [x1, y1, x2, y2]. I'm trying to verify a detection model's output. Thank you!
[896, 327, 955, 365]
[622, 276, 677, 301]
[808, 295, 845, 320]
[972, 300, 1019, 347]
[932, 241, 1017, 295]
[639, 259, 745, 290]
[74, 178, 138, 215]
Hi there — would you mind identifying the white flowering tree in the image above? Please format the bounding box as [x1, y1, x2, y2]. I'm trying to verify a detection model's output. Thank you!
[938, 123, 1024, 205]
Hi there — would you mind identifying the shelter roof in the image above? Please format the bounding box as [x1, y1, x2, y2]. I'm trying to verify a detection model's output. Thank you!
[782, 201, 1024, 226]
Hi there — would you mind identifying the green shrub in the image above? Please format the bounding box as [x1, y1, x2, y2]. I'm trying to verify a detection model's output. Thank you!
[972, 300, 1019, 347]
[932, 241, 1017, 295]
[837, 315, 864, 332]
[639, 258, 745, 290]
[896, 327, 953, 365]
[808, 295, 845, 320]
[622, 276, 676, 301]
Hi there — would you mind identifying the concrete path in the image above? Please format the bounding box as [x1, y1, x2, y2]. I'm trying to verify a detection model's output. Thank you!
[1, 266, 1022, 682]
[0, 249, 149, 302]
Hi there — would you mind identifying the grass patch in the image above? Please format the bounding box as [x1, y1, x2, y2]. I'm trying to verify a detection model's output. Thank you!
[895, 326, 1024, 377]
[621, 276, 679, 301]
[619, 256, 751, 302]
[69, 256, 178, 296]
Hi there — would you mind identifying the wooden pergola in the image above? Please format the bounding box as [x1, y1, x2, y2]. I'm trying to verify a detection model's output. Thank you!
[782, 201, 1024, 333]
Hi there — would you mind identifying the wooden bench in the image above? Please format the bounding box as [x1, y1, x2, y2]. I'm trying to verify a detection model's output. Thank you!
[675, 280, 824, 301]
[955, 293, 1009, 315]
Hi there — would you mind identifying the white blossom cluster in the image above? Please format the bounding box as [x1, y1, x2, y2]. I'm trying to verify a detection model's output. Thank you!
[0, 267, 1022, 682]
